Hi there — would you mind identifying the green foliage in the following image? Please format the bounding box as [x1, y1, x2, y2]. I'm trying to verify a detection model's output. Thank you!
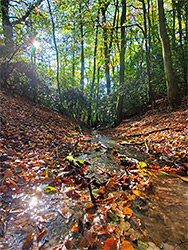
[61, 87, 88, 120]
[1, 0, 187, 126]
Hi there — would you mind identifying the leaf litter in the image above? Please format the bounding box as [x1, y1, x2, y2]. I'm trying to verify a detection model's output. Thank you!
[0, 91, 188, 249]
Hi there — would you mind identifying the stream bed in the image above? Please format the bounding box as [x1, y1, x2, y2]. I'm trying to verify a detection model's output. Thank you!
[0, 135, 188, 249]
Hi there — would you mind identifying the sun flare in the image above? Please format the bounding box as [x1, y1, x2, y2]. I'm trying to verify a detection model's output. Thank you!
[33, 40, 40, 49]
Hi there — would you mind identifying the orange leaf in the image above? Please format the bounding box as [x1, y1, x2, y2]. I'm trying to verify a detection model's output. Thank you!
[104, 238, 117, 250]
[71, 222, 78, 232]
[121, 240, 134, 250]
[123, 207, 133, 216]
[37, 229, 48, 243]
[97, 186, 108, 195]
[132, 190, 142, 197]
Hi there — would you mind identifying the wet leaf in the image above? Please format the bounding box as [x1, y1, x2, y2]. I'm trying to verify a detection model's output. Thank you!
[37, 229, 48, 243]
[65, 239, 74, 250]
[43, 186, 57, 195]
[104, 238, 117, 250]
[76, 159, 84, 165]
[0, 215, 5, 237]
[22, 233, 34, 250]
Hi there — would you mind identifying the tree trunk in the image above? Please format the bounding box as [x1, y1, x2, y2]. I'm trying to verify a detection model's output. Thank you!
[185, 0, 188, 91]
[176, 0, 187, 92]
[1, 0, 14, 55]
[46, 0, 63, 107]
[80, 8, 84, 90]
[87, 14, 99, 126]
[142, 0, 154, 107]
[101, 5, 111, 94]
[72, 21, 76, 85]
[157, 0, 180, 109]
[115, 0, 126, 126]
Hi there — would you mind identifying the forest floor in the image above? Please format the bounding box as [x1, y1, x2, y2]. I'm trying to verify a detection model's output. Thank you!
[102, 96, 188, 175]
[0, 90, 188, 250]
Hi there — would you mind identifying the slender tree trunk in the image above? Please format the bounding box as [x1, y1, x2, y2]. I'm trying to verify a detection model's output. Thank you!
[185, 0, 188, 91]
[176, 0, 187, 92]
[46, 0, 62, 107]
[79, 8, 84, 90]
[87, 15, 99, 126]
[101, 5, 111, 94]
[96, 66, 101, 126]
[72, 21, 76, 85]
[115, 0, 126, 126]
[142, 0, 154, 106]
[172, 0, 176, 49]
[157, 0, 180, 109]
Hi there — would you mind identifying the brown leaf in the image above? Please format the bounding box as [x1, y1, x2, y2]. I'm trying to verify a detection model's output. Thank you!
[85, 202, 95, 214]
[22, 233, 34, 250]
[65, 239, 74, 250]
[104, 238, 117, 250]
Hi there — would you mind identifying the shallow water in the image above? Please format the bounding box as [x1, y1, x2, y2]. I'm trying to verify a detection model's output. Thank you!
[88, 136, 188, 249]
[0, 135, 188, 249]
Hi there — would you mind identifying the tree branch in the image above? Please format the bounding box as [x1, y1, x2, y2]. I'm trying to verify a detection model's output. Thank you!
[12, 0, 44, 25]
[127, 127, 170, 138]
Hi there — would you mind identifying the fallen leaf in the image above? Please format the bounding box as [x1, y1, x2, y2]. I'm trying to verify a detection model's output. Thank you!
[104, 238, 117, 250]
[132, 190, 142, 197]
[71, 222, 78, 232]
[43, 186, 57, 195]
[137, 162, 147, 169]
[85, 203, 95, 214]
[37, 229, 48, 243]
[123, 207, 133, 216]
[22, 233, 34, 250]
[180, 177, 188, 183]
[121, 240, 134, 250]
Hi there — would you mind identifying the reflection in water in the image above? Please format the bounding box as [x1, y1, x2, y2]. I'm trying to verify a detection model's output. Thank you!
[29, 196, 38, 208]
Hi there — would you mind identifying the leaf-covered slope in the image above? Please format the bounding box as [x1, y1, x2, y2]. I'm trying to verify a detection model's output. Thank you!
[111, 97, 188, 168]
[0, 90, 88, 168]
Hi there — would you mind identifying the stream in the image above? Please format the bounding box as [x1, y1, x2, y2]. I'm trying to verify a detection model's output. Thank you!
[0, 134, 188, 249]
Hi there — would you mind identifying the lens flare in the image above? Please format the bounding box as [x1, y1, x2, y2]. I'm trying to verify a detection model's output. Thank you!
[33, 40, 40, 49]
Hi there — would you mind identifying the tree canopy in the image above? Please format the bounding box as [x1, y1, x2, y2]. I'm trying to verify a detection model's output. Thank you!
[0, 0, 187, 125]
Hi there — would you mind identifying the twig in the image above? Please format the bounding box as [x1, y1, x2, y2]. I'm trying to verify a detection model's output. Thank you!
[127, 127, 170, 138]
[144, 140, 149, 153]
[120, 141, 145, 146]
[87, 181, 97, 209]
